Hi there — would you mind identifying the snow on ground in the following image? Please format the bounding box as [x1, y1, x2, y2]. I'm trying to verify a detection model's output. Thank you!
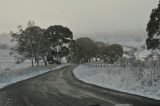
[0, 63, 69, 89]
[134, 49, 151, 61]
[73, 64, 160, 100]
[123, 46, 132, 53]
[0, 49, 30, 72]
[93, 32, 146, 48]
[0, 33, 70, 89]
[0, 33, 17, 48]
[0, 45, 69, 90]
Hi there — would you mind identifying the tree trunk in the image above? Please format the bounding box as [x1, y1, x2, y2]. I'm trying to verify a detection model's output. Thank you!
[42, 56, 48, 66]
[35, 57, 37, 63]
[31, 59, 34, 67]
[36, 53, 39, 67]
[37, 58, 39, 67]
[31, 42, 34, 67]
[31, 51, 34, 67]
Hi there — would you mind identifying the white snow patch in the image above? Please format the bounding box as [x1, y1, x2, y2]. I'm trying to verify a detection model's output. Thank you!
[123, 46, 132, 52]
[73, 64, 160, 100]
[123, 54, 130, 58]
[0, 64, 70, 89]
[134, 49, 151, 61]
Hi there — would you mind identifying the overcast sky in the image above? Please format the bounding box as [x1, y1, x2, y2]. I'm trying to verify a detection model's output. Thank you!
[0, 0, 159, 36]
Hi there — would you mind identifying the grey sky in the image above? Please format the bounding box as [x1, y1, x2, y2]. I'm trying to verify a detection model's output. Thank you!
[0, 0, 159, 35]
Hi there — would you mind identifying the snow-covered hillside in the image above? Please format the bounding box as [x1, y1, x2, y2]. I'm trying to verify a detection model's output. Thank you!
[0, 33, 28, 73]
[91, 32, 146, 47]
[0, 33, 17, 48]
[73, 64, 160, 100]
[91, 33, 154, 61]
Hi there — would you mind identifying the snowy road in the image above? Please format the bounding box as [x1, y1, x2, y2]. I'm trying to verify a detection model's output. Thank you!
[0, 65, 160, 106]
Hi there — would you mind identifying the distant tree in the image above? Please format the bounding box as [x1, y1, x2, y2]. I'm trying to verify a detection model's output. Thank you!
[95, 41, 107, 59]
[45, 25, 73, 64]
[146, 1, 160, 49]
[103, 44, 123, 63]
[69, 37, 98, 63]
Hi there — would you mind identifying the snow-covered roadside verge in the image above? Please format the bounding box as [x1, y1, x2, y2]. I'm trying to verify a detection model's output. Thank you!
[0, 64, 70, 89]
[0, 44, 70, 89]
[73, 64, 160, 100]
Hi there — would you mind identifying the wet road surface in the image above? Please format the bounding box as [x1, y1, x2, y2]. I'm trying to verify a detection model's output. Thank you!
[0, 65, 160, 106]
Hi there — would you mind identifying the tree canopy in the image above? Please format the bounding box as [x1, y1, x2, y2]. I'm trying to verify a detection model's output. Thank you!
[11, 23, 73, 66]
[103, 44, 123, 63]
[146, 1, 160, 49]
[69, 37, 98, 63]
[69, 37, 123, 64]
[45, 25, 73, 63]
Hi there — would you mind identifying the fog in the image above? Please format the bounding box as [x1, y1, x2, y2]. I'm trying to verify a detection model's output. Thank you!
[0, 0, 159, 37]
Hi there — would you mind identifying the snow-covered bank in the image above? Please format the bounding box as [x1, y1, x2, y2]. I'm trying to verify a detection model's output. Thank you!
[73, 64, 160, 100]
[0, 34, 71, 90]
[0, 64, 70, 89]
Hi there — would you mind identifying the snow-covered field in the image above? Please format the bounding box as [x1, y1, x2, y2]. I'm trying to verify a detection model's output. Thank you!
[73, 64, 160, 100]
[0, 48, 69, 89]
[0, 63, 69, 89]
[0, 33, 70, 89]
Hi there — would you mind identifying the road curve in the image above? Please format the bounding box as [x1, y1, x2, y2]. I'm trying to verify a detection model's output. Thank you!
[0, 65, 160, 106]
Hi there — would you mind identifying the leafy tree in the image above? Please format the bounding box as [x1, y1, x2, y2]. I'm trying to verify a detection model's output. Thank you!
[69, 37, 98, 63]
[103, 44, 123, 63]
[95, 41, 107, 59]
[146, 1, 160, 49]
[11, 24, 45, 66]
[11, 22, 74, 66]
[38, 29, 50, 66]
[45, 25, 73, 64]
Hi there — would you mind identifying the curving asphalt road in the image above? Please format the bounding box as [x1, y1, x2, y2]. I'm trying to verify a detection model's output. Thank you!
[0, 65, 160, 106]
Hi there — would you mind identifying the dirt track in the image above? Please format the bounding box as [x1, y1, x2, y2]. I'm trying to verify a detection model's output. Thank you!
[0, 65, 160, 106]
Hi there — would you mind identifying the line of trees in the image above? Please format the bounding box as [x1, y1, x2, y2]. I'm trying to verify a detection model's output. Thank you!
[11, 21, 73, 67]
[11, 21, 123, 67]
[68, 37, 123, 64]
